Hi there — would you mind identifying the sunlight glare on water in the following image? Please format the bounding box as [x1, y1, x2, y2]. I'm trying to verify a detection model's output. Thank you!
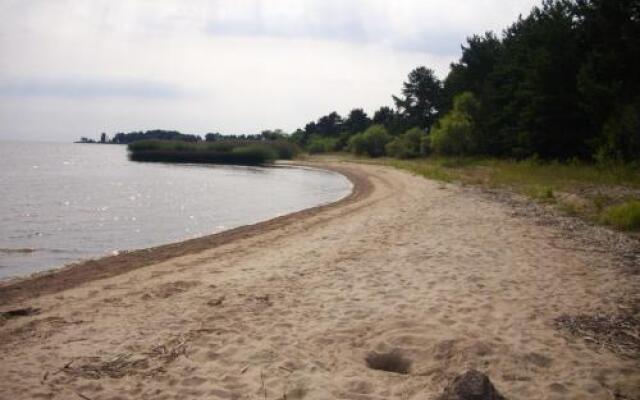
[0, 142, 351, 279]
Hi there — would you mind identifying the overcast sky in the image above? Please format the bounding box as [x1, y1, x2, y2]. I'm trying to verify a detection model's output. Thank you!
[0, 0, 539, 142]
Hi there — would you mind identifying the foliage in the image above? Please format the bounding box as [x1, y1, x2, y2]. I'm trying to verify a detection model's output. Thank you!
[443, 32, 501, 114]
[601, 200, 640, 231]
[307, 136, 340, 154]
[385, 127, 425, 159]
[268, 140, 301, 159]
[372, 106, 395, 127]
[294, 0, 639, 163]
[430, 92, 480, 156]
[314, 112, 343, 136]
[343, 109, 372, 134]
[348, 125, 392, 157]
[113, 130, 201, 144]
[596, 100, 640, 161]
[363, 155, 640, 232]
[392, 67, 444, 131]
[127, 140, 282, 165]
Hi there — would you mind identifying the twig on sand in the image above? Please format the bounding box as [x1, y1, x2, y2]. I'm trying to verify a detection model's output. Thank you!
[54, 359, 76, 375]
[207, 296, 225, 307]
[74, 390, 93, 400]
[260, 369, 267, 400]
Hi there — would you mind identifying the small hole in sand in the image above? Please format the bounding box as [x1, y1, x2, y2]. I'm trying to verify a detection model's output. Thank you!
[365, 350, 411, 374]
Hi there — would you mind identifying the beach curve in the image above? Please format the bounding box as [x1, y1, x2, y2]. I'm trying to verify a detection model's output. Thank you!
[0, 162, 371, 305]
[0, 161, 638, 399]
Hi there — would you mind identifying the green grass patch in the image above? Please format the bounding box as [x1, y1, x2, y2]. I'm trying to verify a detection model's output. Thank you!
[334, 154, 640, 232]
[523, 185, 555, 202]
[127, 140, 298, 165]
[376, 158, 452, 183]
[600, 200, 640, 231]
[357, 156, 640, 191]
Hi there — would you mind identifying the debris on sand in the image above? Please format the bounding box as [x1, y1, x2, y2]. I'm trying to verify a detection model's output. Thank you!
[0, 307, 40, 320]
[554, 312, 640, 359]
[206, 295, 225, 306]
[437, 370, 506, 400]
[63, 335, 189, 380]
[365, 349, 412, 374]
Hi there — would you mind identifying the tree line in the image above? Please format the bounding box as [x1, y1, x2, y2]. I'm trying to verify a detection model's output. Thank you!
[292, 0, 639, 162]
[79, 129, 289, 144]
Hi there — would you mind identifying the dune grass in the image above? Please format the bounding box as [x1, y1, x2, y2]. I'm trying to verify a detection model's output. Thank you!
[128, 140, 298, 165]
[601, 201, 640, 231]
[345, 155, 640, 232]
[378, 157, 640, 189]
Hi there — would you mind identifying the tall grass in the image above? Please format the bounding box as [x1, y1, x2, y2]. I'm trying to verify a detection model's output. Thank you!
[601, 200, 640, 231]
[371, 156, 640, 188]
[128, 140, 298, 165]
[353, 155, 640, 231]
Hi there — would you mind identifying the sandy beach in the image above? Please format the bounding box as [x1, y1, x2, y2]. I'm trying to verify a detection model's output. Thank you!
[1, 161, 638, 399]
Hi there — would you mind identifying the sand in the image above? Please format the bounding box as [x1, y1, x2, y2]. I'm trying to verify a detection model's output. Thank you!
[0, 162, 638, 400]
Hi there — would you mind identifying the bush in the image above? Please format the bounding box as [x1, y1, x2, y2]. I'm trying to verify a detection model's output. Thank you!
[269, 140, 300, 159]
[232, 144, 278, 161]
[596, 100, 640, 162]
[430, 92, 480, 156]
[306, 136, 340, 154]
[349, 125, 392, 157]
[128, 140, 280, 165]
[386, 127, 425, 159]
[601, 200, 640, 231]
[348, 132, 367, 156]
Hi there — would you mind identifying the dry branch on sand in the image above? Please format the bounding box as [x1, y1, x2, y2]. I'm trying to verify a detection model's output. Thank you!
[554, 311, 640, 359]
[61, 335, 190, 380]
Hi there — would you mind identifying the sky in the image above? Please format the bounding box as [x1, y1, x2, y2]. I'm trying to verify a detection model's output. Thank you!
[0, 0, 540, 142]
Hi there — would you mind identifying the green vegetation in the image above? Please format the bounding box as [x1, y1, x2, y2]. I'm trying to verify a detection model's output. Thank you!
[348, 125, 392, 157]
[601, 201, 640, 231]
[291, 0, 638, 164]
[429, 92, 479, 156]
[307, 136, 340, 154]
[127, 140, 295, 165]
[364, 156, 640, 231]
[290, 0, 639, 231]
[84, 0, 640, 230]
[373, 157, 640, 189]
[385, 128, 425, 159]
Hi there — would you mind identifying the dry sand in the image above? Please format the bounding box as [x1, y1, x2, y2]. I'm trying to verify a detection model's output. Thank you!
[0, 162, 639, 400]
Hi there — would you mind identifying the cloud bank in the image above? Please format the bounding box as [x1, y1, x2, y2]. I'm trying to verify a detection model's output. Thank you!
[0, 0, 539, 141]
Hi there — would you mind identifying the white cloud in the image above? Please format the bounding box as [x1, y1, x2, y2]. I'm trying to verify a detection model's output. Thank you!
[0, 0, 539, 141]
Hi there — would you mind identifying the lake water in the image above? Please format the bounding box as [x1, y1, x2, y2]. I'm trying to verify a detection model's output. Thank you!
[0, 142, 351, 279]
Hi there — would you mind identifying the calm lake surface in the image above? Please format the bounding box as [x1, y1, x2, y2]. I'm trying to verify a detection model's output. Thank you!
[0, 142, 351, 279]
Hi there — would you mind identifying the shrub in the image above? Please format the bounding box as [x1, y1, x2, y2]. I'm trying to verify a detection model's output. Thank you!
[232, 144, 278, 160]
[349, 125, 392, 157]
[348, 132, 367, 156]
[600, 200, 640, 231]
[128, 140, 280, 165]
[269, 140, 300, 159]
[386, 127, 425, 159]
[307, 136, 339, 154]
[430, 92, 480, 156]
[596, 100, 640, 162]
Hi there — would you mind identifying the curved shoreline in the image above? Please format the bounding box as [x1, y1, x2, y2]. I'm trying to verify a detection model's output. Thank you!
[0, 162, 372, 305]
[1, 161, 639, 399]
